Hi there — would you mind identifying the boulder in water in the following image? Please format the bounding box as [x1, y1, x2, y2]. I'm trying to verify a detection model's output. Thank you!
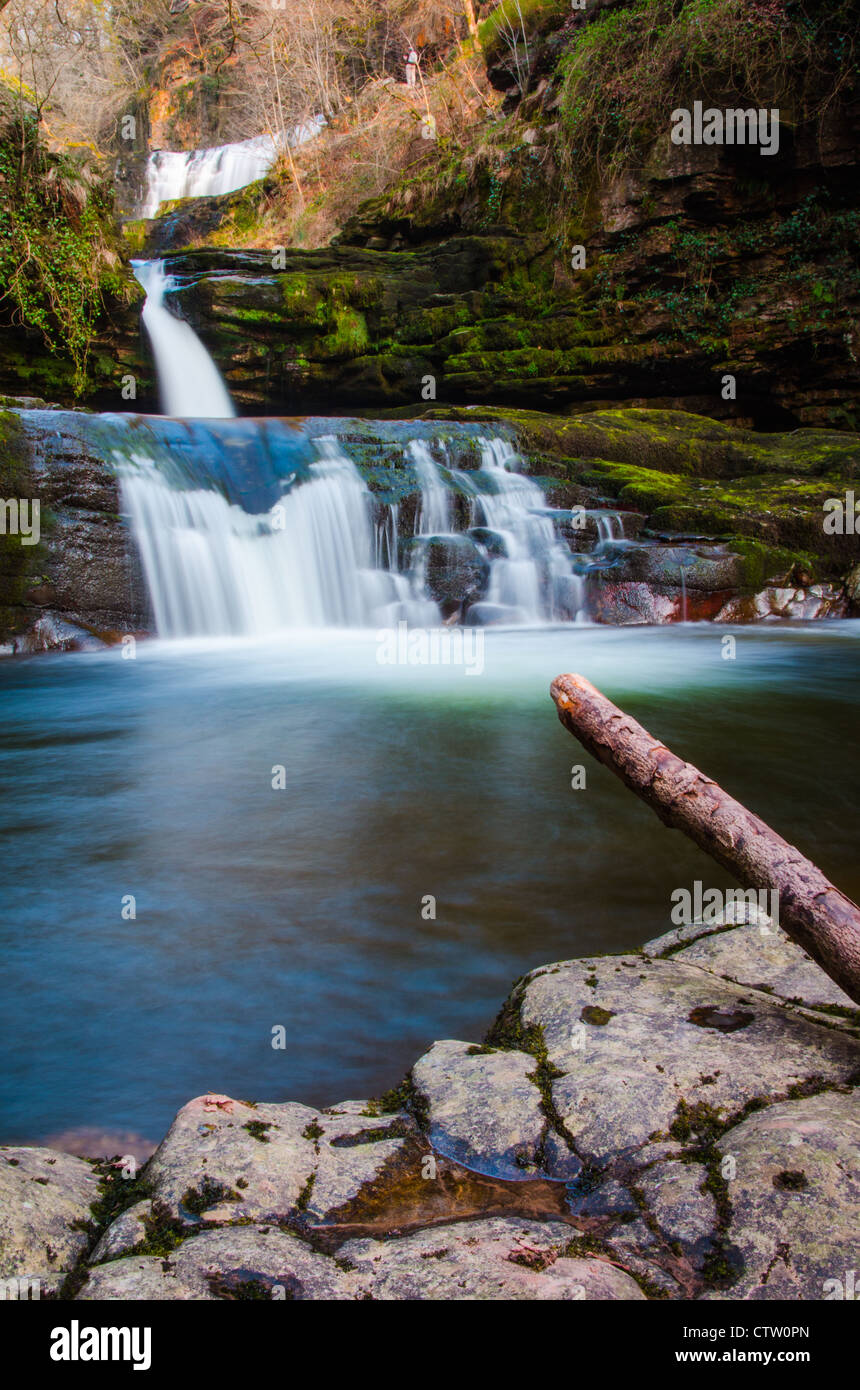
[467, 526, 509, 558]
[413, 534, 490, 608]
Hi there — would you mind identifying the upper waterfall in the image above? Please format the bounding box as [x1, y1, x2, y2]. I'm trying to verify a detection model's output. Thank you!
[134, 260, 236, 419]
[139, 121, 325, 219]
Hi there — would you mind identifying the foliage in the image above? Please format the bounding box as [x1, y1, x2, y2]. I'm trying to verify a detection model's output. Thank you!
[0, 102, 126, 392]
[557, 0, 860, 190]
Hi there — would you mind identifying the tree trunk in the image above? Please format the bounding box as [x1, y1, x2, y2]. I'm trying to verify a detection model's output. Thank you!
[463, 0, 480, 41]
[551, 672, 860, 1005]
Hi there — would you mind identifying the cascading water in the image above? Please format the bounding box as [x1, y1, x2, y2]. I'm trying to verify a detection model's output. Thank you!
[410, 440, 452, 535]
[134, 260, 235, 419]
[123, 275, 601, 637]
[119, 440, 381, 637]
[458, 439, 584, 623]
[139, 121, 325, 219]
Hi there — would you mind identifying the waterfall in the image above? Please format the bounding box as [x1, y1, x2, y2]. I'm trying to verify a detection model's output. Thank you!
[410, 441, 452, 535]
[117, 424, 598, 639]
[117, 273, 599, 645]
[126, 247, 594, 638]
[119, 440, 382, 637]
[139, 121, 325, 219]
[463, 439, 578, 622]
[134, 260, 235, 419]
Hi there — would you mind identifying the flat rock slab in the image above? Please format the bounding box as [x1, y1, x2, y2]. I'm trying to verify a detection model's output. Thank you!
[672, 925, 857, 1012]
[79, 1227, 359, 1301]
[411, 1040, 548, 1179]
[0, 1147, 99, 1284]
[711, 1089, 860, 1300]
[339, 1216, 645, 1300]
[144, 1094, 415, 1229]
[636, 1160, 717, 1271]
[644, 920, 857, 1011]
[518, 955, 860, 1161]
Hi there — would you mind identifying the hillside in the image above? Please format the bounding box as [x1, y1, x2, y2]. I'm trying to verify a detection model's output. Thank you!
[0, 0, 857, 426]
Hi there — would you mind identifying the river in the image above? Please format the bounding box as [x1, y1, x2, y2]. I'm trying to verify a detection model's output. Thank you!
[1, 621, 858, 1146]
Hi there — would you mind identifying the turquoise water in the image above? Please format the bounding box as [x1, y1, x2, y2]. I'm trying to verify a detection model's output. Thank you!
[1, 621, 858, 1147]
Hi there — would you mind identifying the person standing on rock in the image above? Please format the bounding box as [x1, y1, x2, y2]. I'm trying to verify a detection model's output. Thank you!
[404, 46, 419, 89]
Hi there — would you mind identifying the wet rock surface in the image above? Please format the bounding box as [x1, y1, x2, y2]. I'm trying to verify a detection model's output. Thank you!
[1, 408, 148, 643]
[411, 1040, 548, 1180]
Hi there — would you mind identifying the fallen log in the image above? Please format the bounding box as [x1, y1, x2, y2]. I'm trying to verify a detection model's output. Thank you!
[551, 672, 860, 1006]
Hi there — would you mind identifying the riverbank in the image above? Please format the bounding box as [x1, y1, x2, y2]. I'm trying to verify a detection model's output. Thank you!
[2, 913, 857, 1300]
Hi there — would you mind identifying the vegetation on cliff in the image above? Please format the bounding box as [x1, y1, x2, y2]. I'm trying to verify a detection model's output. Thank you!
[0, 0, 858, 423]
[0, 86, 133, 393]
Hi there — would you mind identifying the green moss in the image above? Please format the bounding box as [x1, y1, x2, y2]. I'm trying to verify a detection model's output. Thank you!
[478, 0, 568, 62]
[485, 983, 577, 1160]
[242, 1120, 273, 1143]
[181, 1178, 240, 1215]
[0, 104, 131, 394]
[580, 1005, 615, 1026]
[132, 1199, 187, 1258]
[121, 221, 148, 255]
[295, 1171, 316, 1213]
[317, 306, 371, 359]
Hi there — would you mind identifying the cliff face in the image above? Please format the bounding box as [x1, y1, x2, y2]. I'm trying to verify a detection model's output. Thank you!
[125, 1, 860, 429]
[0, 410, 148, 646]
[0, 0, 857, 432]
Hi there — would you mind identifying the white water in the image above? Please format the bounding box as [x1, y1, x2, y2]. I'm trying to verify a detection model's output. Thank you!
[139, 121, 324, 218]
[126, 273, 593, 637]
[134, 260, 235, 419]
[410, 440, 452, 535]
[465, 439, 582, 622]
[119, 441, 386, 637]
[119, 428, 594, 638]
